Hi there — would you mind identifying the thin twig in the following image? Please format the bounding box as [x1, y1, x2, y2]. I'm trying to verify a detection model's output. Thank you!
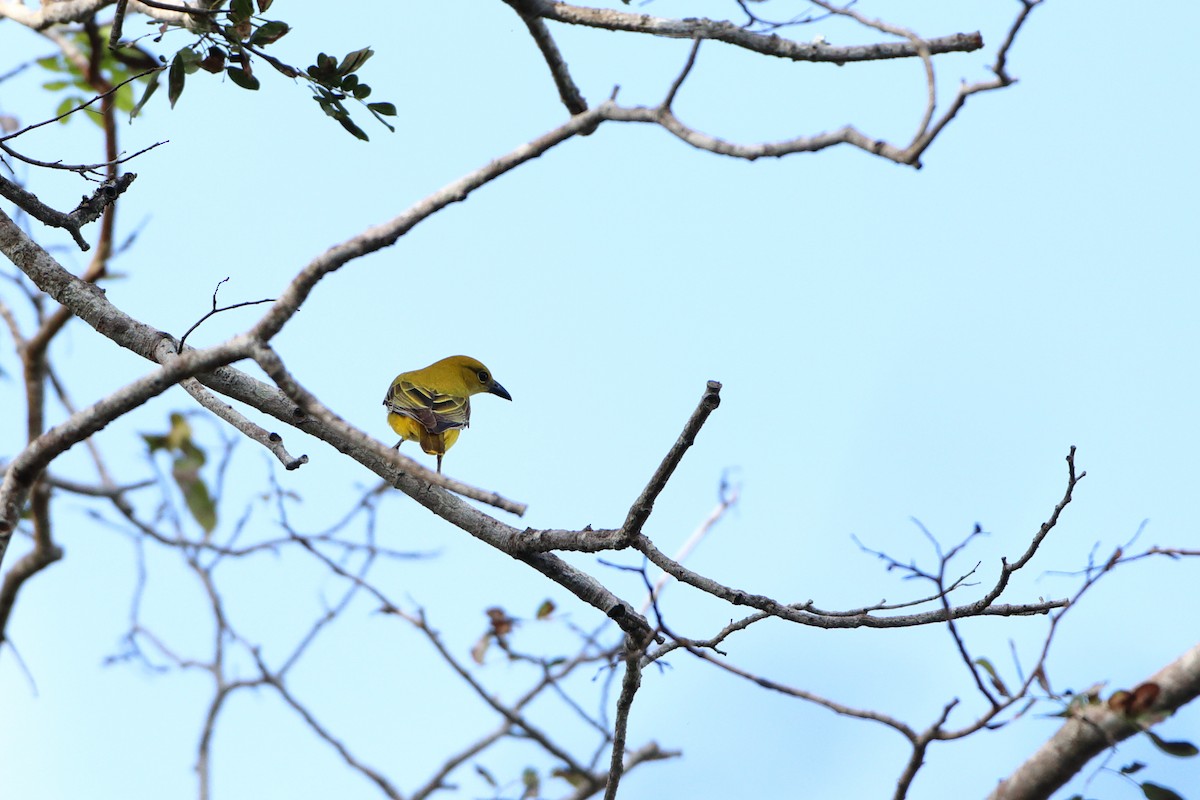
[622, 380, 721, 541]
[177, 278, 274, 353]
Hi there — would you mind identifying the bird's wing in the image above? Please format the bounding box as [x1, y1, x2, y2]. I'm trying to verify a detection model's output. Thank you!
[384, 379, 471, 433]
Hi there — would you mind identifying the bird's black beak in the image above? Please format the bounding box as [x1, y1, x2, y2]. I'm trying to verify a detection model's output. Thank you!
[489, 381, 512, 401]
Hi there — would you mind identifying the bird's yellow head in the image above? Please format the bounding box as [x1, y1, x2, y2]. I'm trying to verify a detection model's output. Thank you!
[429, 355, 512, 400]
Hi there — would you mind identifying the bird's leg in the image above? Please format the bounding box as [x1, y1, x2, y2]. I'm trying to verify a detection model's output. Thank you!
[436, 453, 443, 473]
[392, 439, 403, 449]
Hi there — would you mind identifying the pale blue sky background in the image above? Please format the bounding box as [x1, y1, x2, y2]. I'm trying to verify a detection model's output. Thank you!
[2, 1, 1199, 798]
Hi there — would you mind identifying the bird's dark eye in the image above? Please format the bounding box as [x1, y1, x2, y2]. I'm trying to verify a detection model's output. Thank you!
[477, 370, 489, 382]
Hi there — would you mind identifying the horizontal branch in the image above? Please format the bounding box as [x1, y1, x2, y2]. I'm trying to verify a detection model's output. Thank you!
[633, 531, 1066, 628]
[508, 0, 983, 64]
[603, 102, 911, 163]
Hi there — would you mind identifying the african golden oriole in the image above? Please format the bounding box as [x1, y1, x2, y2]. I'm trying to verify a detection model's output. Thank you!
[383, 355, 511, 473]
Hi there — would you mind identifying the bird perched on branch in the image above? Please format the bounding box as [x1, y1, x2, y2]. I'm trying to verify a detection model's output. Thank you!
[383, 355, 511, 473]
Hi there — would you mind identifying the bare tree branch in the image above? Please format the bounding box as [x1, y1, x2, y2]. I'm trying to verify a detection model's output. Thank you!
[179, 377, 308, 470]
[507, 0, 983, 64]
[509, 3, 589, 116]
[0, 174, 135, 250]
[622, 380, 721, 542]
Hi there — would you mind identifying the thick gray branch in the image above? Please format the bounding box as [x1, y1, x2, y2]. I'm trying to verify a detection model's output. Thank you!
[990, 642, 1200, 799]
[508, 0, 983, 64]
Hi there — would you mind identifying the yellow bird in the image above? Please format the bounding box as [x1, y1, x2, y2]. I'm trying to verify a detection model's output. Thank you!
[383, 355, 511, 473]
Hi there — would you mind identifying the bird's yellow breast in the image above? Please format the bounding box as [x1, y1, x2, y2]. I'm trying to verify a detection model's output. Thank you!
[387, 412, 460, 455]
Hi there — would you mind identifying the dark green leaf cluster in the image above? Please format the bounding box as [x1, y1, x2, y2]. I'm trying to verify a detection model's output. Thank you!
[36, 3, 394, 140]
[306, 48, 397, 141]
[142, 413, 217, 534]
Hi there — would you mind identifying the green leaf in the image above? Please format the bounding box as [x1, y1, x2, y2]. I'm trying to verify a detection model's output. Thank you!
[1145, 730, 1200, 757]
[113, 84, 135, 113]
[305, 52, 337, 85]
[177, 442, 207, 473]
[257, 0, 274, 11]
[226, 67, 260, 91]
[337, 47, 373, 76]
[178, 47, 202, 74]
[312, 90, 344, 118]
[551, 767, 591, 789]
[337, 114, 368, 141]
[142, 414, 194, 454]
[55, 96, 81, 122]
[367, 102, 396, 116]
[1142, 782, 1185, 800]
[474, 765, 496, 788]
[199, 47, 226, 75]
[521, 767, 539, 799]
[351, 84, 371, 100]
[165, 413, 191, 451]
[169, 51, 187, 108]
[230, 0, 253, 23]
[249, 20, 289, 46]
[143, 414, 217, 534]
[130, 79, 158, 120]
[974, 657, 1011, 697]
[368, 107, 395, 133]
[142, 434, 167, 452]
[1121, 761, 1147, 775]
[179, 471, 217, 533]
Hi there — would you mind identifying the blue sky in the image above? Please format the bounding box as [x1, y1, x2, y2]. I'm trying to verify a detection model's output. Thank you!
[2, 1, 1199, 798]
